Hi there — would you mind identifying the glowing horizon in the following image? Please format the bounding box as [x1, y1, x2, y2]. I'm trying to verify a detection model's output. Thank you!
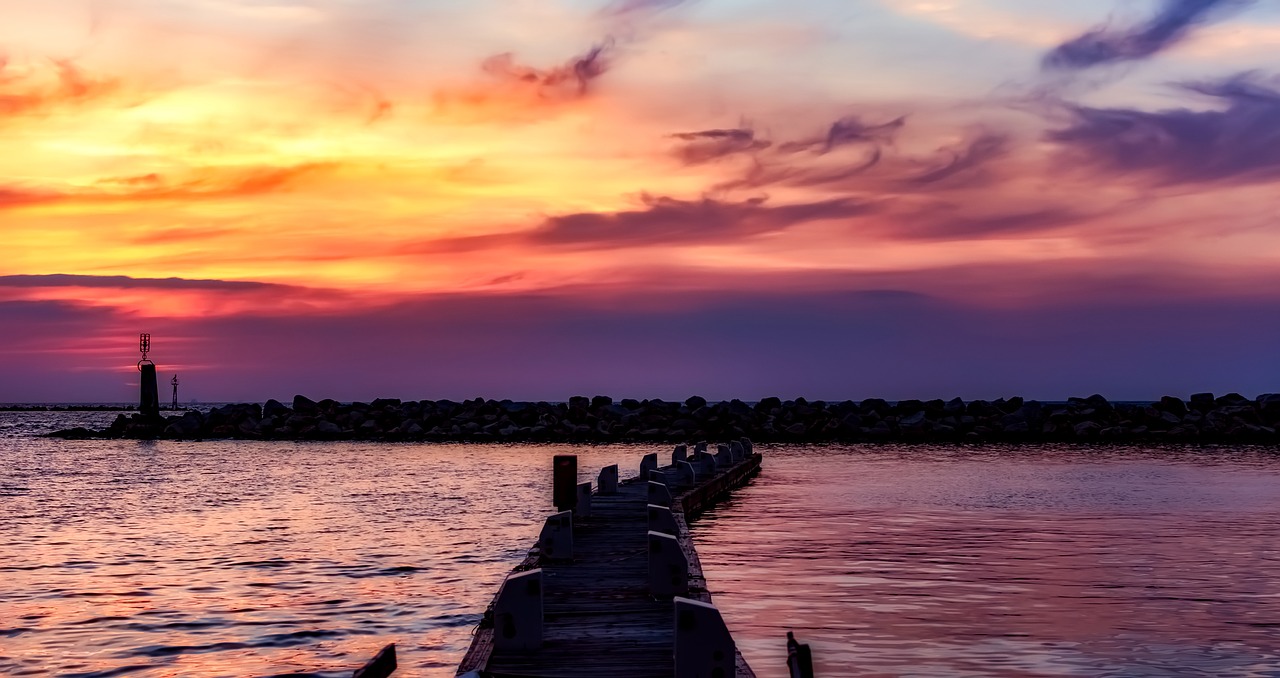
[5, 0, 1280, 402]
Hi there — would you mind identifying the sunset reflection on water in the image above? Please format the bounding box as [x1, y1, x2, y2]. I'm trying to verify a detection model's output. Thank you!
[1, 420, 652, 677]
[695, 446, 1280, 677]
[3, 414, 1280, 677]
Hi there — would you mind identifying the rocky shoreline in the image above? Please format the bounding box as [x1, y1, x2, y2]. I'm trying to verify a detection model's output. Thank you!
[48, 392, 1280, 444]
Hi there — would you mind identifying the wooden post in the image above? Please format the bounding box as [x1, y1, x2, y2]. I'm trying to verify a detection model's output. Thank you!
[786, 631, 815, 678]
[598, 464, 619, 495]
[353, 643, 397, 678]
[574, 482, 592, 519]
[648, 531, 688, 597]
[678, 460, 696, 487]
[539, 511, 574, 561]
[648, 503, 680, 536]
[494, 569, 543, 652]
[639, 452, 658, 479]
[674, 598, 735, 677]
[648, 481, 673, 507]
[553, 455, 577, 512]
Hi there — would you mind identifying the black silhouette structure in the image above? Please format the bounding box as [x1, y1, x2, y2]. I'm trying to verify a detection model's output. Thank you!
[138, 333, 159, 418]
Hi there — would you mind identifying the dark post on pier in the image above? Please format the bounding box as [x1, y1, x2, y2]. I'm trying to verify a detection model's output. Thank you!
[138, 333, 159, 418]
[552, 454, 578, 512]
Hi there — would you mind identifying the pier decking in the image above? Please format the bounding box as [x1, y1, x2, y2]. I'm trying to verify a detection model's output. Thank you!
[456, 443, 763, 678]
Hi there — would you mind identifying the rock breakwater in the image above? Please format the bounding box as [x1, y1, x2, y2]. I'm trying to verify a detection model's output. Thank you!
[50, 392, 1280, 444]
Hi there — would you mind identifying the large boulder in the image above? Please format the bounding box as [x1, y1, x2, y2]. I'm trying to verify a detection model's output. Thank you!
[263, 398, 290, 418]
[293, 394, 319, 414]
[1189, 393, 1216, 410]
[1156, 396, 1188, 417]
[1073, 421, 1102, 437]
[899, 410, 929, 432]
[1216, 393, 1250, 407]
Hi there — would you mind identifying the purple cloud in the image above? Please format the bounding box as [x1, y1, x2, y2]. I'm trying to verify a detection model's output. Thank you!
[530, 194, 877, 247]
[1047, 72, 1280, 184]
[669, 128, 771, 164]
[1044, 0, 1255, 71]
[601, 0, 690, 18]
[906, 133, 1009, 185]
[0, 274, 281, 291]
[779, 115, 906, 154]
[481, 40, 614, 99]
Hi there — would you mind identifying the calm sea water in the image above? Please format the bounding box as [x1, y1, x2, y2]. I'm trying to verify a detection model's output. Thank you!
[2, 411, 1279, 677]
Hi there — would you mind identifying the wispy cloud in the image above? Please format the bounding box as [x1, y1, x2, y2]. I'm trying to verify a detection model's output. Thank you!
[600, 0, 692, 19]
[906, 133, 1009, 186]
[669, 127, 770, 164]
[530, 194, 876, 248]
[0, 274, 279, 291]
[1046, 72, 1280, 185]
[1043, 0, 1257, 71]
[778, 115, 906, 155]
[424, 194, 878, 252]
[0, 164, 332, 210]
[0, 57, 120, 117]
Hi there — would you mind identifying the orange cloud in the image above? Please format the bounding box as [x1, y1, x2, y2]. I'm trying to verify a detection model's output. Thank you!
[0, 57, 120, 117]
[429, 41, 615, 123]
[0, 163, 333, 211]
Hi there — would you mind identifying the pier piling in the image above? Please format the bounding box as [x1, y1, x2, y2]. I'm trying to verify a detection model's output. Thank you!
[553, 455, 577, 512]
[573, 482, 592, 519]
[649, 531, 689, 597]
[538, 512, 573, 561]
[352, 643, 397, 678]
[640, 452, 659, 478]
[493, 569, 544, 652]
[786, 631, 816, 678]
[675, 598, 736, 678]
[598, 464, 619, 495]
[648, 480, 673, 507]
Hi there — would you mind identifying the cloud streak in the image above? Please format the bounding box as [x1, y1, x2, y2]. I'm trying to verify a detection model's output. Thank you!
[1047, 72, 1280, 185]
[480, 40, 614, 100]
[601, 0, 691, 19]
[530, 194, 876, 248]
[0, 57, 119, 117]
[669, 127, 770, 164]
[0, 274, 280, 291]
[778, 115, 906, 154]
[1043, 0, 1256, 71]
[906, 133, 1009, 185]
[0, 164, 332, 210]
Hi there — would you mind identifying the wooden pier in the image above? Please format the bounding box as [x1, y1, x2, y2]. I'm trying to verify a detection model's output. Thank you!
[456, 442, 763, 678]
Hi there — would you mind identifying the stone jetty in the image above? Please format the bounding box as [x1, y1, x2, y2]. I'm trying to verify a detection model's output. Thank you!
[49, 392, 1280, 443]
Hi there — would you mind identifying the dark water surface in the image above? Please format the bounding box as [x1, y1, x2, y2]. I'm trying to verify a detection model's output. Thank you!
[696, 446, 1280, 677]
[2, 411, 1279, 676]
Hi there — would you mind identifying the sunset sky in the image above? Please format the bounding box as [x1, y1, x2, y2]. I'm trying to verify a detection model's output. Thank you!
[4, 0, 1280, 402]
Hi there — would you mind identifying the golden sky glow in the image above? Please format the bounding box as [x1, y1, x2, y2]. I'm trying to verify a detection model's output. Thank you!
[5, 0, 1280, 401]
